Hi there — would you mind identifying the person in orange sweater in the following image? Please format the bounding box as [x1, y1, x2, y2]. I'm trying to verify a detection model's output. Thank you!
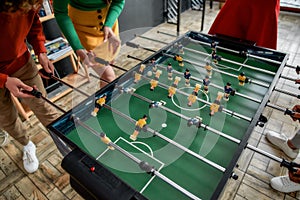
[208, 0, 280, 49]
[0, 0, 59, 173]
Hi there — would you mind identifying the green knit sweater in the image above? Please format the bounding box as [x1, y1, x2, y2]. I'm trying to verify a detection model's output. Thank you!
[53, 0, 125, 50]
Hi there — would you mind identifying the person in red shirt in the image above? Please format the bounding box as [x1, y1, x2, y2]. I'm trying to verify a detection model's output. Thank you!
[0, 0, 59, 173]
[208, 0, 280, 49]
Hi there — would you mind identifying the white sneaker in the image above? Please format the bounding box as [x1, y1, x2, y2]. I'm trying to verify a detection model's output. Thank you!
[0, 129, 9, 147]
[23, 141, 39, 173]
[270, 175, 300, 193]
[266, 131, 299, 159]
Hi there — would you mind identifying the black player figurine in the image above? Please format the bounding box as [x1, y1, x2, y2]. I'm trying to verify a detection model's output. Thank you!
[202, 75, 210, 94]
[224, 82, 235, 101]
[184, 69, 191, 86]
[167, 63, 173, 80]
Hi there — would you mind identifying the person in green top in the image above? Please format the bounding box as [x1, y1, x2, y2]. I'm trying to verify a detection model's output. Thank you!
[53, 0, 125, 87]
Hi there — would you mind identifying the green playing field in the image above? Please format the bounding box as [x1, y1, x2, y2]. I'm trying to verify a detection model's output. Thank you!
[50, 32, 287, 200]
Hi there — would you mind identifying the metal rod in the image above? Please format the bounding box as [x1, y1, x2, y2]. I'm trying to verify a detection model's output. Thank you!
[127, 55, 143, 61]
[132, 92, 241, 144]
[103, 104, 226, 172]
[246, 145, 282, 163]
[134, 34, 169, 45]
[41, 95, 66, 113]
[266, 102, 287, 112]
[183, 46, 276, 76]
[286, 64, 297, 69]
[274, 88, 300, 99]
[130, 93, 290, 170]
[280, 74, 296, 82]
[94, 57, 128, 72]
[50, 75, 90, 97]
[89, 73, 111, 85]
[157, 63, 262, 104]
[142, 73, 253, 122]
[188, 37, 282, 66]
[166, 52, 270, 88]
[127, 43, 262, 103]
[75, 115, 201, 199]
[152, 171, 201, 200]
[157, 30, 177, 38]
[126, 42, 156, 53]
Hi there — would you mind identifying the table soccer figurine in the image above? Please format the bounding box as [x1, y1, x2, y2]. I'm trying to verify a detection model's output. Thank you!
[187, 116, 202, 128]
[174, 42, 184, 55]
[167, 63, 173, 80]
[134, 64, 146, 83]
[100, 132, 114, 150]
[130, 115, 148, 141]
[210, 92, 224, 116]
[168, 76, 181, 98]
[193, 83, 201, 95]
[211, 40, 217, 52]
[178, 43, 184, 54]
[187, 91, 198, 107]
[205, 62, 213, 78]
[184, 69, 191, 86]
[212, 50, 221, 63]
[148, 58, 157, 73]
[174, 54, 184, 67]
[237, 72, 249, 86]
[224, 82, 235, 101]
[202, 75, 211, 94]
[149, 100, 166, 108]
[91, 94, 107, 117]
[150, 70, 162, 91]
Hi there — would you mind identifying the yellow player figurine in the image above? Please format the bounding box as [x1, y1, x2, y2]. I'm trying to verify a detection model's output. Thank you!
[193, 83, 201, 94]
[130, 115, 148, 141]
[187, 91, 198, 107]
[100, 132, 114, 150]
[91, 94, 107, 117]
[150, 70, 162, 91]
[210, 92, 224, 116]
[168, 76, 181, 98]
[237, 72, 248, 86]
[205, 62, 213, 78]
[134, 64, 146, 83]
[174, 54, 184, 67]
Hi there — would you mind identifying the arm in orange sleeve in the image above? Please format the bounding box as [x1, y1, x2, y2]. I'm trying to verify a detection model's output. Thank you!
[26, 11, 47, 55]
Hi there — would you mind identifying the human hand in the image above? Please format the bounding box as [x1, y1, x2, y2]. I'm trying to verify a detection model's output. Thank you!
[296, 65, 300, 75]
[290, 105, 300, 122]
[103, 26, 120, 55]
[38, 53, 55, 79]
[76, 49, 95, 67]
[5, 77, 34, 98]
[289, 168, 300, 184]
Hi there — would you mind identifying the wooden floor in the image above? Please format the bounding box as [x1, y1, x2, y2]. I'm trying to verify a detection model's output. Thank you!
[1, 2, 300, 199]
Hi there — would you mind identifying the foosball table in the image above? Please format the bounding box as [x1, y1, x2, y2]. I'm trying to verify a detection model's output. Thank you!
[47, 31, 296, 200]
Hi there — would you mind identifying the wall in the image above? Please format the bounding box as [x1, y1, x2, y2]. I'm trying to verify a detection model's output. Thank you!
[118, 0, 165, 43]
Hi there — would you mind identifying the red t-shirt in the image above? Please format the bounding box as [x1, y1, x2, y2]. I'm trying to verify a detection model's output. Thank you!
[208, 0, 280, 49]
[0, 9, 47, 88]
